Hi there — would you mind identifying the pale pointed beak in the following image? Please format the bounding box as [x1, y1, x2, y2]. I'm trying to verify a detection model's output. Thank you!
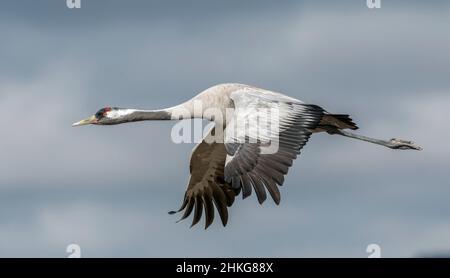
[72, 115, 97, 127]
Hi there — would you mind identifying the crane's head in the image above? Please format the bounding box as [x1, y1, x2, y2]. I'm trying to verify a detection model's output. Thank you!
[72, 107, 125, 126]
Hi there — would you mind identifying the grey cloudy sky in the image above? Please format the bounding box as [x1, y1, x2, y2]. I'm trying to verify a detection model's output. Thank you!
[0, 0, 449, 257]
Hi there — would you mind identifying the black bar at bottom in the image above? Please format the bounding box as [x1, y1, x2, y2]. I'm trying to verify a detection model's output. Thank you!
[0, 258, 449, 275]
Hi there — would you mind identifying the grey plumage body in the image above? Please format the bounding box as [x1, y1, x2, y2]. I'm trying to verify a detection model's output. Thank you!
[73, 83, 421, 229]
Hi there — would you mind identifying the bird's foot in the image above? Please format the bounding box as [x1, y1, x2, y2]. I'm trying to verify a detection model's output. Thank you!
[388, 138, 422, 150]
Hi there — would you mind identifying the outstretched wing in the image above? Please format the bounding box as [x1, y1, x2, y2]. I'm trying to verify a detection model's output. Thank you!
[224, 89, 325, 204]
[169, 127, 236, 229]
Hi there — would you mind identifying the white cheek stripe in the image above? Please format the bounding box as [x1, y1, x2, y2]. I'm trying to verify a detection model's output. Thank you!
[107, 109, 136, 119]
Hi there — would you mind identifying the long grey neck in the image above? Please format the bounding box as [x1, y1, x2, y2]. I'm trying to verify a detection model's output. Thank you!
[124, 109, 172, 122]
[119, 100, 199, 123]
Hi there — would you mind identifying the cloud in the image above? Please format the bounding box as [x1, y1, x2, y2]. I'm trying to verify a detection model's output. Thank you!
[0, 61, 189, 189]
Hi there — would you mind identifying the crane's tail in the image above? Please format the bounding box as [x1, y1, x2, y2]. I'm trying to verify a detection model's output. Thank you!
[329, 114, 358, 130]
[318, 114, 358, 131]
